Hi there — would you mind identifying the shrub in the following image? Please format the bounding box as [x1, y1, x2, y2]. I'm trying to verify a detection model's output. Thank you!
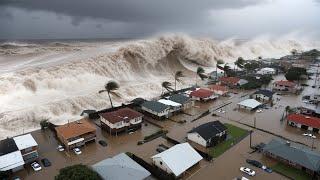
[55, 164, 102, 180]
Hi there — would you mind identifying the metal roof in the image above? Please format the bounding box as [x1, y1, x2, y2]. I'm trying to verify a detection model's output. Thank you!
[13, 134, 38, 150]
[237, 99, 262, 109]
[168, 94, 190, 104]
[92, 153, 151, 180]
[188, 121, 227, 141]
[141, 100, 170, 113]
[0, 151, 24, 171]
[152, 143, 203, 177]
[158, 99, 181, 107]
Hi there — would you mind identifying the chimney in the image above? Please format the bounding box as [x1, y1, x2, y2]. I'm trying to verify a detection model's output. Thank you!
[286, 141, 290, 146]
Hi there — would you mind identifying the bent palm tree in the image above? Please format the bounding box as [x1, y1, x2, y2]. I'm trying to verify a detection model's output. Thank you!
[196, 67, 207, 82]
[216, 59, 224, 80]
[235, 57, 244, 71]
[223, 64, 231, 77]
[174, 71, 184, 91]
[99, 80, 119, 108]
[161, 81, 173, 94]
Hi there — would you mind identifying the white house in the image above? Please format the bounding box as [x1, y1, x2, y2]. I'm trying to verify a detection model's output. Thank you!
[252, 89, 274, 102]
[237, 99, 262, 111]
[257, 67, 276, 75]
[151, 143, 203, 177]
[141, 100, 171, 118]
[13, 134, 39, 163]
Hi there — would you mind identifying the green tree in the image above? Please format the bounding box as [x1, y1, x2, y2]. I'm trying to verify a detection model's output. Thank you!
[55, 164, 102, 180]
[223, 64, 231, 77]
[285, 67, 307, 81]
[174, 71, 184, 91]
[161, 81, 173, 94]
[235, 57, 244, 70]
[98, 80, 119, 108]
[196, 67, 207, 84]
[216, 59, 224, 80]
[40, 119, 49, 130]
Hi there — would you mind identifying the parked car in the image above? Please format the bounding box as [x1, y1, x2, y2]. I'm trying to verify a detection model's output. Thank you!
[73, 148, 82, 155]
[31, 162, 42, 171]
[303, 133, 316, 139]
[246, 159, 262, 168]
[41, 158, 51, 167]
[98, 140, 108, 147]
[57, 145, 65, 152]
[240, 167, 255, 176]
[156, 146, 167, 153]
[256, 109, 263, 113]
[262, 165, 273, 173]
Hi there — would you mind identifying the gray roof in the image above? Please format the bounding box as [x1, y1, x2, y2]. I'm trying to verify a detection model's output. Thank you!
[189, 121, 227, 141]
[169, 94, 190, 104]
[92, 153, 151, 180]
[141, 100, 169, 113]
[253, 89, 274, 98]
[264, 139, 320, 172]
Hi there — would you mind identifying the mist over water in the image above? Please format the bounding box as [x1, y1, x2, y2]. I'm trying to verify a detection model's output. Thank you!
[0, 34, 318, 139]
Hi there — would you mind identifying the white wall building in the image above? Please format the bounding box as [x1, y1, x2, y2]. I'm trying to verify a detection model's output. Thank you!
[257, 67, 276, 75]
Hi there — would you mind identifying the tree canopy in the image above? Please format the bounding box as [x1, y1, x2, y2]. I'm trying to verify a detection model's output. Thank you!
[285, 67, 307, 81]
[55, 164, 102, 180]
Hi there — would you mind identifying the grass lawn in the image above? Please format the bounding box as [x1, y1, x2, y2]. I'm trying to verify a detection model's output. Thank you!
[209, 123, 248, 158]
[272, 162, 311, 180]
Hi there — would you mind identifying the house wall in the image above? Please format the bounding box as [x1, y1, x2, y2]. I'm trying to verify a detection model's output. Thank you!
[21, 146, 38, 163]
[141, 106, 169, 118]
[187, 132, 207, 147]
[272, 84, 297, 93]
[252, 94, 271, 102]
[152, 157, 173, 176]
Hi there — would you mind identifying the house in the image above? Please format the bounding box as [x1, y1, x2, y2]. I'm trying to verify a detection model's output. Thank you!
[141, 100, 171, 119]
[0, 138, 24, 172]
[287, 113, 320, 133]
[158, 99, 182, 113]
[55, 119, 96, 150]
[190, 88, 217, 101]
[252, 89, 274, 102]
[263, 139, 320, 176]
[219, 77, 248, 88]
[272, 80, 300, 93]
[207, 85, 228, 96]
[187, 121, 227, 147]
[257, 67, 276, 75]
[237, 99, 262, 111]
[168, 94, 194, 110]
[299, 104, 320, 117]
[13, 134, 38, 163]
[151, 143, 203, 177]
[92, 153, 151, 180]
[100, 108, 144, 135]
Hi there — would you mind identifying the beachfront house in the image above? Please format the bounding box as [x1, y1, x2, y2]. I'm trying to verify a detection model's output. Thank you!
[263, 139, 320, 177]
[0, 138, 25, 172]
[187, 121, 227, 148]
[55, 119, 96, 150]
[219, 77, 248, 88]
[190, 88, 217, 101]
[207, 85, 228, 96]
[252, 89, 274, 102]
[13, 134, 39, 163]
[237, 99, 262, 111]
[100, 108, 144, 135]
[151, 143, 203, 178]
[256, 67, 276, 75]
[168, 94, 194, 110]
[272, 80, 300, 93]
[158, 99, 182, 113]
[287, 113, 320, 133]
[141, 100, 170, 119]
[92, 153, 151, 180]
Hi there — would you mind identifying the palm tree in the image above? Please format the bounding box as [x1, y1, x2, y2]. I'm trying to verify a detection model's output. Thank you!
[196, 67, 208, 85]
[161, 81, 173, 94]
[174, 71, 184, 91]
[223, 64, 231, 77]
[216, 59, 224, 80]
[285, 106, 291, 117]
[235, 57, 244, 71]
[99, 80, 119, 108]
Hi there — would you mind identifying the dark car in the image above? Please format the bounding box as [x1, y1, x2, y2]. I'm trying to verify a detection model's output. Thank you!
[41, 158, 51, 167]
[246, 159, 262, 168]
[98, 140, 108, 147]
[156, 147, 167, 153]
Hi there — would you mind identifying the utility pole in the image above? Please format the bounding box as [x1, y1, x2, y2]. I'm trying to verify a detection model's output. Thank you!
[249, 130, 253, 148]
[254, 117, 256, 128]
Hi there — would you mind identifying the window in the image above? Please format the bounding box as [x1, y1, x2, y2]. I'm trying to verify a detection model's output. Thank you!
[24, 147, 33, 153]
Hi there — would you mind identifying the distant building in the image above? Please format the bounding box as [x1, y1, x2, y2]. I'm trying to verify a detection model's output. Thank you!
[151, 143, 203, 177]
[252, 89, 274, 102]
[0, 133, 38, 172]
[219, 77, 248, 88]
[272, 80, 300, 93]
[168, 94, 194, 110]
[287, 113, 320, 133]
[187, 121, 227, 147]
[237, 99, 262, 111]
[207, 85, 228, 96]
[190, 88, 217, 101]
[100, 108, 144, 135]
[92, 153, 151, 180]
[257, 67, 276, 75]
[264, 139, 320, 177]
[141, 100, 171, 119]
[13, 134, 39, 163]
[55, 119, 96, 150]
[299, 104, 320, 117]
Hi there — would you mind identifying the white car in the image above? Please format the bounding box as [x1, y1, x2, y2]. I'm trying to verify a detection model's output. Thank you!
[303, 133, 316, 138]
[240, 167, 255, 176]
[73, 148, 82, 155]
[57, 145, 65, 152]
[31, 162, 42, 171]
[256, 109, 263, 113]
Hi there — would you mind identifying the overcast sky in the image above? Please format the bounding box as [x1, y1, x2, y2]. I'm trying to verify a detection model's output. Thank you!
[0, 0, 319, 39]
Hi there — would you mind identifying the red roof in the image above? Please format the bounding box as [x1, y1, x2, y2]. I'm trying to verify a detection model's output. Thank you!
[100, 108, 143, 124]
[274, 80, 296, 87]
[208, 85, 228, 92]
[287, 114, 320, 129]
[219, 77, 240, 85]
[190, 88, 214, 98]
